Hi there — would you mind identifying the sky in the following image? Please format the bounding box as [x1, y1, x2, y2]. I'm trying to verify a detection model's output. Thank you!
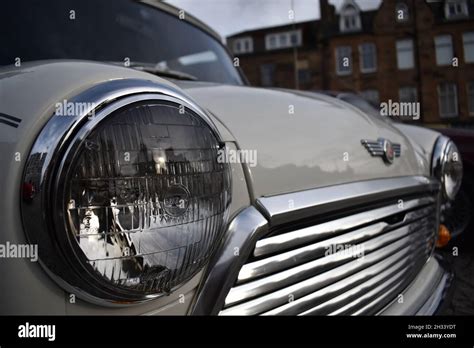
[165, 0, 382, 37]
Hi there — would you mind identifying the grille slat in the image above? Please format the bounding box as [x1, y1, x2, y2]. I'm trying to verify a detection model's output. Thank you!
[254, 196, 434, 258]
[238, 205, 435, 283]
[271, 248, 428, 315]
[307, 260, 412, 315]
[220, 191, 439, 316]
[328, 256, 426, 316]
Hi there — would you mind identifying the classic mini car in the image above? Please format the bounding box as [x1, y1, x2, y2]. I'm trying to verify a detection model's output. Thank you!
[0, 0, 464, 315]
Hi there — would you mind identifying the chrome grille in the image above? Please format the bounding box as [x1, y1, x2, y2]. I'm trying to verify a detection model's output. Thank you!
[220, 194, 438, 315]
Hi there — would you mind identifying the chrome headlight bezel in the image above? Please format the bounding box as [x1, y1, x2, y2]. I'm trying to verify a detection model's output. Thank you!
[431, 135, 463, 201]
[20, 79, 231, 306]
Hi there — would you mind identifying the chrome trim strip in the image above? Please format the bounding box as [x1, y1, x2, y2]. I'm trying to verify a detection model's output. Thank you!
[191, 206, 269, 315]
[254, 196, 435, 258]
[256, 176, 439, 226]
[220, 229, 433, 315]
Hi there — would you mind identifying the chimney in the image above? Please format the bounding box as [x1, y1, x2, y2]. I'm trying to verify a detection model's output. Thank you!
[320, 0, 335, 22]
[319, 0, 336, 39]
[319, 0, 335, 90]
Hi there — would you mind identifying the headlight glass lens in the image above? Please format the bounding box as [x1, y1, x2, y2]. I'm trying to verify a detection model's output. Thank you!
[64, 101, 231, 297]
[442, 141, 463, 200]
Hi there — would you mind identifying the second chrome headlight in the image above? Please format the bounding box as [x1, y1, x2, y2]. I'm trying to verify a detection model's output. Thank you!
[432, 136, 463, 201]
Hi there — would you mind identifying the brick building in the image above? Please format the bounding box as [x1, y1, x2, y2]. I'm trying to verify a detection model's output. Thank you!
[227, 0, 474, 126]
[229, 20, 322, 89]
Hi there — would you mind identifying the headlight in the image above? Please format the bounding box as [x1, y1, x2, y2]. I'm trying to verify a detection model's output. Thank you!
[432, 135, 463, 201]
[21, 80, 231, 304]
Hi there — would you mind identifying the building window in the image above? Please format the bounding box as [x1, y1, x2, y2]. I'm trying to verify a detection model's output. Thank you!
[260, 64, 275, 87]
[266, 34, 278, 50]
[340, 2, 361, 32]
[290, 32, 300, 45]
[399, 87, 418, 103]
[298, 69, 311, 84]
[265, 30, 302, 50]
[269, 36, 277, 49]
[444, 0, 469, 19]
[438, 82, 458, 117]
[396, 3, 409, 22]
[359, 43, 377, 73]
[232, 37, 253, 55]
[360, 90, 380, 106]
[396, 39, 414, 70]
[468, 82, 474, 116]
[434, 35, 454, 66]
[336, 46, 352, 75]
[463, 32, 474, 63]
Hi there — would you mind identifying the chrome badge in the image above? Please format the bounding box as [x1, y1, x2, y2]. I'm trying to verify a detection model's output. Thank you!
[361, 138, 401, 164]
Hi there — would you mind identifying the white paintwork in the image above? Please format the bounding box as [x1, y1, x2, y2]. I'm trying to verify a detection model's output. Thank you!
[182, 83, 427, 197]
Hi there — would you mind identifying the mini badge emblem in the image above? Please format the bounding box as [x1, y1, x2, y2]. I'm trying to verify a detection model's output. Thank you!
[361, 138, 401, 164]
[382, 139, 395, 164]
